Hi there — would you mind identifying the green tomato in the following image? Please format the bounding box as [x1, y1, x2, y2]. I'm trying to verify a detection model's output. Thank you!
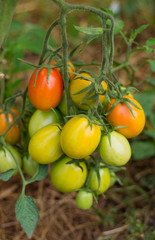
[99, 131, 131, 166]
[28, 123, 63, 164]
[0, 146, 22, 174]
[76, 190, 93, 210]
[23, 155, 39, 177]
[88, 164, 110, 194]
[58, 91, 77, 116]
[28, 109, 62, 137]
[110, 171, 117, 186]
[50, 156, 87, 193]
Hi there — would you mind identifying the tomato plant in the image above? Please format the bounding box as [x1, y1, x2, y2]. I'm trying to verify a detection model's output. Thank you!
[50, 156, 87, 193]
[0, 108, 20, 145]
[70, 72, 107, 110]
[76, 190, 93, 210]
[106, 95, 145, 138]
[60, 116, 101, 159]
[28, 109, 62, 137]
[28, 68, 63, 111]
[87, 164, 110, 194]
[28, 123, 63, 164]
[0, 146, 22, 174]
[0, 0, 150, 237]
[22, 155, 39, 177]
[99, 131, 131, 166]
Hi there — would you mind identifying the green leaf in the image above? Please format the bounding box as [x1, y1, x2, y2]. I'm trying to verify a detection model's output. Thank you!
[146, 38, 155, 47]
[135, 91, 155, 118]
[74, 25, 107, 35]
[146, 78, 155, 87]
[143, 130, 155, 138]
[147, 59, 155, 72]
[0, 169, 16, 181]
[9, 20, 23, 32]
[114, 20, 124, 34]
[26, 164, 48, 184]
[15, 195, 39, 238]
[131, 141, 155, 160]
[131, 24, 149, 40]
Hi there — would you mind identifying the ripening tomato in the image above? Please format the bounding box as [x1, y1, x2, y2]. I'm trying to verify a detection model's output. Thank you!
[22, 155, 39, 177]
[76, 190, 93, 210]
[60, 116, 101, 159]
[67, 61, 75, 80]
[70, 72, 107, 110]
[88, 164, 110, 194]
[28, 68, 63, 111]
[0, 146, 22, 174]
[106, 95, 145, 138]
[28, 123, 63, 164]
[50, 156, 87, 193]
[0, 108, 20, 145]
[51, 59, 75, 80]
[28, 109, 62, 137]
[99, 131, 131, 166]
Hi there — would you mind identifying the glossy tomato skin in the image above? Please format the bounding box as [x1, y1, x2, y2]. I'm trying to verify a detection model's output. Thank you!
[28, 109, 62, 137]
[60, 116, 101, 159]
[106, 95, 145, 138]
[99, 131, 131, 166]
[50, 156, 87, 193]
[0, 146, 22, 173]
[0, 108, 20, 145]
[28, 123, 63, 164]
[88, 164, 110, 194]
[76, 190, 93, 210]
[23, 155, 39, 177]
[70, 73, 107, 110]
[28, 68, 63, 111]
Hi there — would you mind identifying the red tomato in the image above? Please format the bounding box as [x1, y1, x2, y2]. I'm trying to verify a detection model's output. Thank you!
[28, 68, 63, 111]
[0, 108, 20, 145]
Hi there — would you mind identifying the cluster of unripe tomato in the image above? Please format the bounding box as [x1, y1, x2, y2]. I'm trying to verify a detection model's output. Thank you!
[0, 60, 145, 210]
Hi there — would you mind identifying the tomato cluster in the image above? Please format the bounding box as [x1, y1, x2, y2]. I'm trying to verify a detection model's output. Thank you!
[0, 60, 145, 211]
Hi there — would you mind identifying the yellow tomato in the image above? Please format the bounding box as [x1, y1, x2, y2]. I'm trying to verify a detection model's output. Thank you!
[28, 123, 63, 164]
[70, 72, 107, 110]
[60, 116, 101, 159]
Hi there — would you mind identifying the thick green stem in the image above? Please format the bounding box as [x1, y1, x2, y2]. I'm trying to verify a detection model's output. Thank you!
[0, 72, 5, 103]
[60, 12, 71, 115]
[0, 0, 18, 48]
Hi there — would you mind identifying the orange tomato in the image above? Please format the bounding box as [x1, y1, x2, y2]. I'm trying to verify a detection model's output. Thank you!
[51, 59, 75, 80]
[0, 108, 21, 145]
[67, 61, 75, 80]
[70, 72, 107, 110]
[28, 68, 63, 111]
[106, 95, 145, 138]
